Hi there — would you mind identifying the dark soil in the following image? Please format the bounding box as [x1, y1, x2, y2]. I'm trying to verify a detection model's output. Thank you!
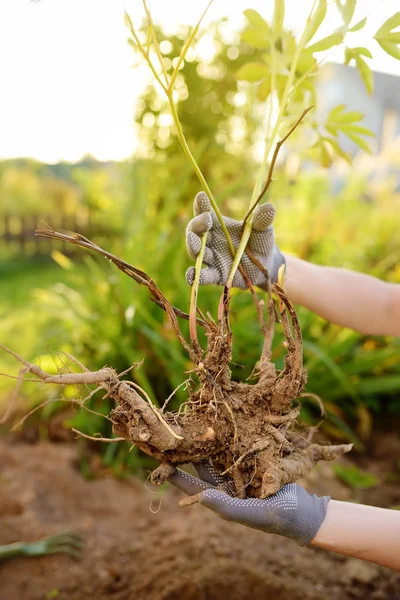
[0, 437, 399, 600]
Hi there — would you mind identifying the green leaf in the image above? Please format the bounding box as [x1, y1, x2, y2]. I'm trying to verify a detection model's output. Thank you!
[345, 132, 372, 153]
[327, 104, 363, 124]
[243, 8, 269, 33]
[272, 0, 285, 40]
[275, 74, 288, 101]
[339, 124, 374, 136]
[257, 77, 271, 101]
[303, 340, 359, 401]
[376, 40, 400, 60]
[333, 464, 379, 489]
[355, 55, 374, 94]
[325, 411, 363, 447]
[325, 123, 338, 137]
[323, 137, 352, 163]
[304, 0, 327, 45]
[374, 13, 400, 60]
[354, 46, 373, 58]
[358, 376, 400, 395]
[344, 47, 353, 64]
[320, 141, 332, 168]
[295, 49, 317, 74]
[344, 46, 372, 65]
[377, 32, 400, 44]
[235, 62, 269, 81]
[349, 17, 367, 32]
[374, 12, 400, 37]
[308, 32, 344, 52]
[241, 28, 270, 49]
[335, 0, 356, 26]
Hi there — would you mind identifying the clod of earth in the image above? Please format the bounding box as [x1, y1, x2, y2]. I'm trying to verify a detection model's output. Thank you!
[2, 227, 352, 503]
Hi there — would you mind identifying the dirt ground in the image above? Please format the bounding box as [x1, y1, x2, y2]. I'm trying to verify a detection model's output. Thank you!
[0, 436, 399, 600]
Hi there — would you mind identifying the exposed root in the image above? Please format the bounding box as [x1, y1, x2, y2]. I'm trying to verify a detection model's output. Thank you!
[71, 429, 125, 443]
[2, 232, 353, 500]
[260, 443, 353, 497]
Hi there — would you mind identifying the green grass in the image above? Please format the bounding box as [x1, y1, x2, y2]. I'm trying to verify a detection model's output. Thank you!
[0, 258, 77, 308]
[0, 258, 88, 402]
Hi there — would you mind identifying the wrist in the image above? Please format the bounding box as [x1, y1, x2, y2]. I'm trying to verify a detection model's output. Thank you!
[286, 486, 330, 547]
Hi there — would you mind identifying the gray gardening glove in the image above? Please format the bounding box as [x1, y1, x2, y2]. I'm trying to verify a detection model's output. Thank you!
[169, 463, 329, 547]
[185, 192, 285, 290]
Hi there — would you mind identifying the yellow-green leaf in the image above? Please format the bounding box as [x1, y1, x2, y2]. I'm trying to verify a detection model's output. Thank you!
[354, 46, 372, 58]
[296, 49, 317, 74]
[355, 55, 374, 95]
[327, 104, 363, 124]
[243, 9, 269, 33]
[235, 62, 269, 82]
[345, 132, 372, 153]
[320, 141, 332, 167]
[376, 32, 400, 44]
[275, 74, 287, 100]
[344, 47, 353, 64]
[272, 0, 285, 40]
[335, 0, 356, 26]
[304, 0, 327, 45]
[325, 124, 338, 137]
[257, 77, 271, 101]
[339, 123, 374, 137]
[376, 40, 400, 60]
[241, 28, 270, 49]
[323, 137, 352, 164]
[374, 12, 400, 37]
[308, 32, 344, 52]
[51, 250, 73, 270]
[349, 17, 367, 32]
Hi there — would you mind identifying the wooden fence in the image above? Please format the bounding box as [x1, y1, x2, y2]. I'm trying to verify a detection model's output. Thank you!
[0, 214, 115, 258]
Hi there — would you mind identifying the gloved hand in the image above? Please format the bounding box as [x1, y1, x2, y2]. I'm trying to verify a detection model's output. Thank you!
[185, 192, 285, 290]
[169, 462, 329, 547]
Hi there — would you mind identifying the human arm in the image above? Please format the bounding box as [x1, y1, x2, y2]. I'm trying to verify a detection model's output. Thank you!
[284, 255, 400, 337]
[310, 500, 400, 571]
[185, 192, 400, 337]
[169, 465, 400, 572]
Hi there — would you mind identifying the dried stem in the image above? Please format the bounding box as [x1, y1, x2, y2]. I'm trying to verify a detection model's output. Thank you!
[35, 226, 196, 360]
[226, 106, 313, 291]
[0, 367, 28, 424]
[243, 105, 313, 228]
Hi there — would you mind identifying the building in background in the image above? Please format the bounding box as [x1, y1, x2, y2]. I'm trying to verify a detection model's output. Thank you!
[318, 63, 400, 156]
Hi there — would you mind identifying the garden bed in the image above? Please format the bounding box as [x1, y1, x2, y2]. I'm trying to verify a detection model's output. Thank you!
[1, 435, 399, 600]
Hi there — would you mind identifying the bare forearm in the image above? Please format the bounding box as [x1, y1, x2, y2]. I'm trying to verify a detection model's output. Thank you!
[284, 255, 400, 336]
[310, 500, 400, 571]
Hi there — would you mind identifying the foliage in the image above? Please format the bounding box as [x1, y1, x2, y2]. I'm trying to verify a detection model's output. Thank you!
[234, 2, 400, 168]
[1, 3, 400, 471]
[2, 158, 400, 457]
[332, 463, 379, 489]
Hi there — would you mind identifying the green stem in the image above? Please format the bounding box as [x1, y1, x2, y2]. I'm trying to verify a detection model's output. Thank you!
[142, 0, 170, 88]
[167, 95, 235, 256]
[124, 12, 167, 93]
[189, 232, 208, 343]
[169, 0, 214, 91]
[249, 2, 317, 210]
[226, 3, 318, 287]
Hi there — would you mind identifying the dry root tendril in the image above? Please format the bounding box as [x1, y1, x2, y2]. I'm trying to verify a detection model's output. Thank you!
[0, 276, 352, 500]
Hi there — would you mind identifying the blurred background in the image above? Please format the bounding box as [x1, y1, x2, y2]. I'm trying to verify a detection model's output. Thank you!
[1, 0, 400, 479]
